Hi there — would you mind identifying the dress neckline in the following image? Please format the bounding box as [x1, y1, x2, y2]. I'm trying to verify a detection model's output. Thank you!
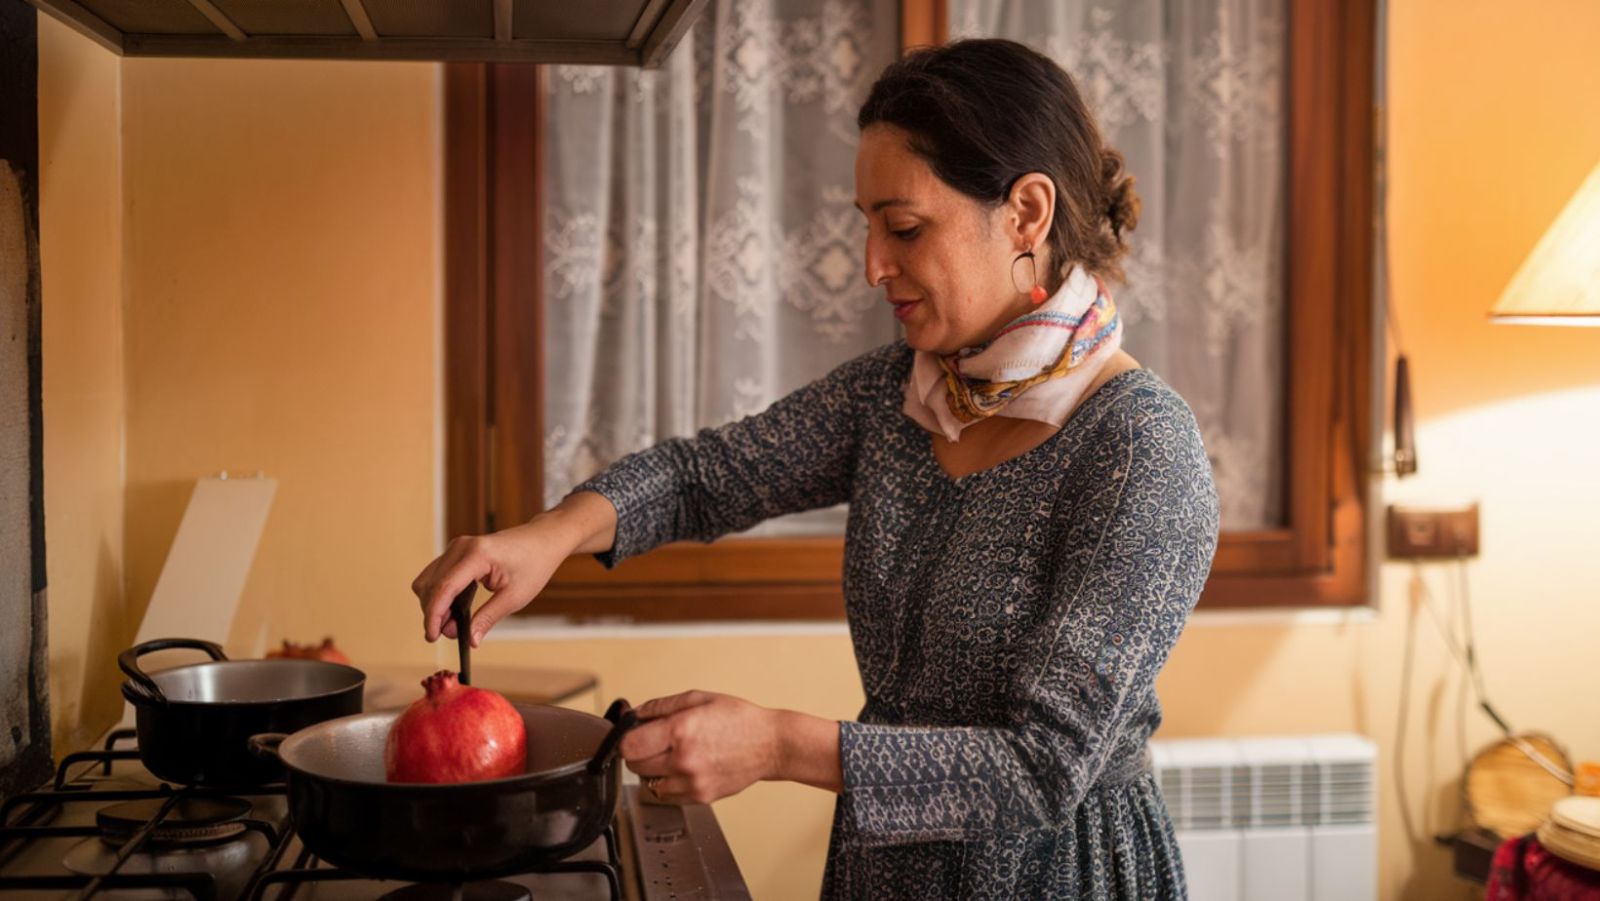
[915, 367, 1152, 486]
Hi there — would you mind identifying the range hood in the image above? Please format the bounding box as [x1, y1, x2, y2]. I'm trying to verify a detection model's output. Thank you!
[29, 0, 707, 66]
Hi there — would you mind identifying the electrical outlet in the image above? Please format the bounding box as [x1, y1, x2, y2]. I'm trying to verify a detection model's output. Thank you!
[1386, 503, 1480, 559]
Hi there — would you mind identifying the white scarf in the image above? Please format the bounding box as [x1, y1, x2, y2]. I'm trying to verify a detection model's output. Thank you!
[902, 266, 1123, 442]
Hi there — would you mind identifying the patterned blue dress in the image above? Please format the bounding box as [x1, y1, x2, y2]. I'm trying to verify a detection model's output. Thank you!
[576, 341, 1220, 899]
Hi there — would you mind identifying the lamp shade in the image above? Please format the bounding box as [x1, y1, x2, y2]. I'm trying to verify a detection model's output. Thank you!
[1489, 160, 1600, 326]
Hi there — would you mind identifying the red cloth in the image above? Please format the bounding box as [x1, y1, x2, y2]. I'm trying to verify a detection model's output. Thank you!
[1487, 835, 1600, 901]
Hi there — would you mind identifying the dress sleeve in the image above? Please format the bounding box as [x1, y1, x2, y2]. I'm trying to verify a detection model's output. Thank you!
[836, 392, 1221, 844]
[569, 350, 882, 568]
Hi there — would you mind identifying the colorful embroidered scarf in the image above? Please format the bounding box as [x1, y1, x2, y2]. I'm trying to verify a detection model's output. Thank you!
[903, 265, 1123, 442]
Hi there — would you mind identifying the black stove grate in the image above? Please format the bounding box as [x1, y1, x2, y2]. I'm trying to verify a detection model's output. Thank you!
[2, 732, 625, 901]
[51, 728, 141, 789]
[0, 735, 286, 899]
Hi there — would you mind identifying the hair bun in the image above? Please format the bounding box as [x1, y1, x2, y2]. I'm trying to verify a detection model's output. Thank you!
[1100, 147, 1141, 241]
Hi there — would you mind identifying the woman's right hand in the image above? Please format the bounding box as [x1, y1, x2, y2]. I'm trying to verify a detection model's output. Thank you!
[410, 491, 618, 647]
[411, 519, 566, 647]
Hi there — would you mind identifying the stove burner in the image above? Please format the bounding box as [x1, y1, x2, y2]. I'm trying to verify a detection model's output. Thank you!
[379, 881, 533, 901]
[61, 831, 259, 897]
[96, 795, 252, 847]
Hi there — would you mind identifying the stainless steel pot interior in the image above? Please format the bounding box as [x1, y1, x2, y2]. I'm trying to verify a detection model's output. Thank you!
[279, 704, 613, 783]
[149, 659, 365, 704]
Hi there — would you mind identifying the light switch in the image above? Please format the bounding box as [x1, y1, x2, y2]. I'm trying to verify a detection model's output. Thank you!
[1386, 503, 1480, 559]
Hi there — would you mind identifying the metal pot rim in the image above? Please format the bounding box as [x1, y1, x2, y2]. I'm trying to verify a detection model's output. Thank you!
[121, 659, 367, 707]
[276, 705, 611, 788]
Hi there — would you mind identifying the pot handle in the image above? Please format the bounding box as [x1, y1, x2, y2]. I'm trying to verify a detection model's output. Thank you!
[248, 733, 288, 763]
[587, 699, 641, 775]
[117, 637, 229, 704]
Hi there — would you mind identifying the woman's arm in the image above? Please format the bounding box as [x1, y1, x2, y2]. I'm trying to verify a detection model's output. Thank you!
[617, 690, 843, 802]
[574, 347, 890, 569]
[775, 710, 845, 793]
[412, 489, 619, 644]
[412, 347, 894, 643]
[545, 489, 618, 555]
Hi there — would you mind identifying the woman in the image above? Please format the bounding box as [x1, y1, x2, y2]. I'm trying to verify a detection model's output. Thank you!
[412, 39, 1220, 899]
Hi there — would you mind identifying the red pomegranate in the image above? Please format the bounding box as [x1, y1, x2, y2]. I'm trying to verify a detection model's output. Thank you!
[265, 637, 351, 665]
[384, 671, 528, 784]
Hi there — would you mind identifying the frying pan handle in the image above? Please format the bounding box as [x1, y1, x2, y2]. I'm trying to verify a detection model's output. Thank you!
[117, 637, 229, 704]
[248, 733, 287, 763]
[587, 699, 641, 775]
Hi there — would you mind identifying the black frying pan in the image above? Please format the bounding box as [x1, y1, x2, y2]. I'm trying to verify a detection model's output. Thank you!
[119, 637, 365, 785]
[248, 586, 640, 881]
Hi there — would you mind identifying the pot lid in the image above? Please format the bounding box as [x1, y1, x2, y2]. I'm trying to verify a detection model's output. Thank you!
[34, 0, 706, 67]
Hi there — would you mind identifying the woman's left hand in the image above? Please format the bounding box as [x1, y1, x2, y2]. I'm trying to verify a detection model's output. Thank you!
[619, 691, 781, 804]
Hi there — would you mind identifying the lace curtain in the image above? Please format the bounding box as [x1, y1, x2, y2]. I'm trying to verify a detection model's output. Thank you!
[543, 0, 1286, 532]
[542, 0, 899, 536]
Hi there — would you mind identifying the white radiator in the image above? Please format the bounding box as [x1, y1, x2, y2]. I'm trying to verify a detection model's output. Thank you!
[1149, 734, 1377, 901]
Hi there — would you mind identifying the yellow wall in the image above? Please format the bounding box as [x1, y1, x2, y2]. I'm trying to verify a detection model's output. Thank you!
[37, 14, 127, 755]
[35, 2, 1600, 899]
[116, 55, 441, 666]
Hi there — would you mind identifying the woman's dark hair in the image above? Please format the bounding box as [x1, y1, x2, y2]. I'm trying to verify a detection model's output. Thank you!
[857, 38, 1139, 287]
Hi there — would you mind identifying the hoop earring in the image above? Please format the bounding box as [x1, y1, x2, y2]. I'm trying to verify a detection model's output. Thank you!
[1011, 246, 1049, 305]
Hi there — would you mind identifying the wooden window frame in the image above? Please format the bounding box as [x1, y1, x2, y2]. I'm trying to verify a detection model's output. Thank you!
[444, 0, 1376, 621]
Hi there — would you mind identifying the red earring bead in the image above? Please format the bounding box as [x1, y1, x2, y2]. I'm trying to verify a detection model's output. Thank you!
[1030, 284, 1048, 304]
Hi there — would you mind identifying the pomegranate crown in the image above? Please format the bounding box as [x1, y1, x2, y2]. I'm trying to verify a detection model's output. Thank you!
[420, 670, 462, 697]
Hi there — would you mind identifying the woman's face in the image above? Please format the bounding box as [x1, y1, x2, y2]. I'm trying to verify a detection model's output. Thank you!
[854, 124, 1046, 355]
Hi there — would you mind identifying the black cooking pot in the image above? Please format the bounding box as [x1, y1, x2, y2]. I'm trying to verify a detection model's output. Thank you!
[248, 699, 638, 882]
[119, 637, 365, 786]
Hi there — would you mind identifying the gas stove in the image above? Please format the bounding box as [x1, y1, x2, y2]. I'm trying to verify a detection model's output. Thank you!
[0, 729, 749, 900]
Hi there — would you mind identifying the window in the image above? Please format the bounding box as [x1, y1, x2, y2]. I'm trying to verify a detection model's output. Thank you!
[444, 0, 1377, 620]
